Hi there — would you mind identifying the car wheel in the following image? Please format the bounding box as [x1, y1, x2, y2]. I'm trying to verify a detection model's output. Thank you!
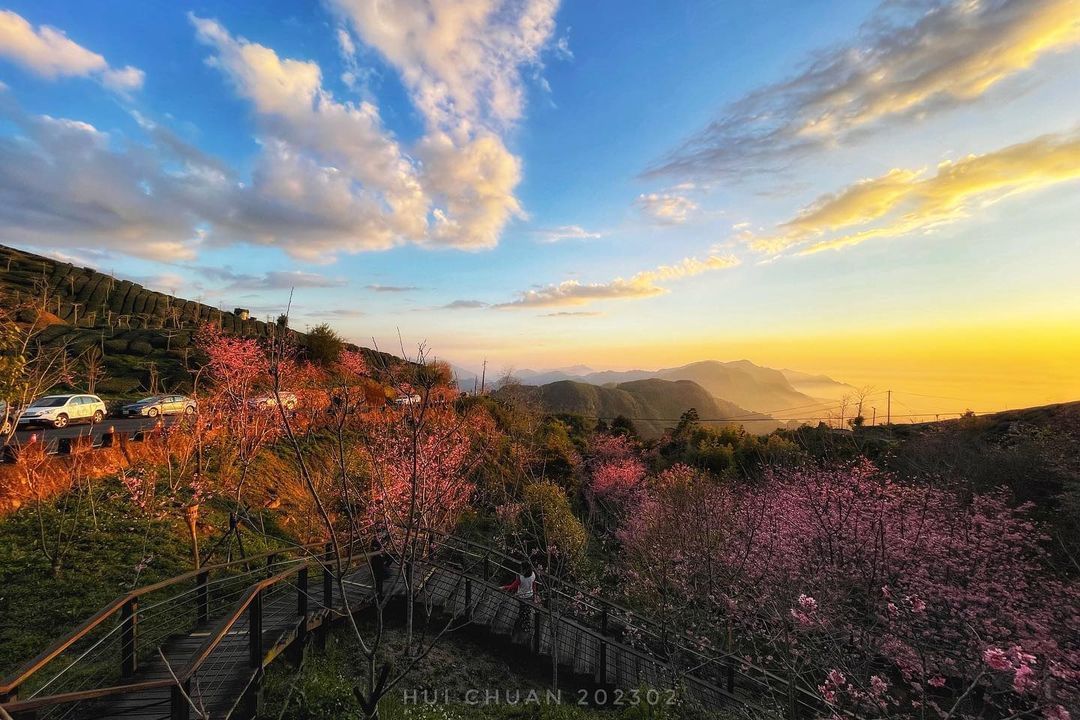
[184, 405, 196, 416]
[148, 407, 159, 418]
[54, 413, 69, 429]
[91, 410, 104, 424]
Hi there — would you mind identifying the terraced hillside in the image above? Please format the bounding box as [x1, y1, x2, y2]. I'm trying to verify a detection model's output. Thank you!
[1, 244, 282, 337]
[0, 244, 395, 398]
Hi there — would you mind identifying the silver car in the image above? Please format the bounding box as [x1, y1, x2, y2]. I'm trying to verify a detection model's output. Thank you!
[121, 394, 197, 418]
[248, 392, 298, 411]
[19, 394, 108, 428]
[0, 400, 13, 434]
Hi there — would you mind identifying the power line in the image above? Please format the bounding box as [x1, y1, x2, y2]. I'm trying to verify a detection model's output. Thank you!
[564, 410, 990, 423]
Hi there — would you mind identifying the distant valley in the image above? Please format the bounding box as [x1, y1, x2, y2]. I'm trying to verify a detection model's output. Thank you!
[457, 359, 855, 438]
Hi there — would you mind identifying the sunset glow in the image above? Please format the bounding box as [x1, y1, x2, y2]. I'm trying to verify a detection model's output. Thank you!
[1, 0, 1078, 412]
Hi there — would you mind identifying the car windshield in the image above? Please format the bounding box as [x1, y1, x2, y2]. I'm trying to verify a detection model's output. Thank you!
[136, 396, 164, 404]
[30, 397, 68, 408]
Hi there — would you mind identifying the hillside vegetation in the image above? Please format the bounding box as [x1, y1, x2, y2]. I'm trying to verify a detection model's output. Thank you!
[0, 244, 399, 398]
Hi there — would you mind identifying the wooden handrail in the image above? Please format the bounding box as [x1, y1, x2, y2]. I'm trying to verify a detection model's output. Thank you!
[0, 540, 326, 695]
[2, 528, 823, 716]
[426, 529, 821, 706]
[0, 547, 376, 714]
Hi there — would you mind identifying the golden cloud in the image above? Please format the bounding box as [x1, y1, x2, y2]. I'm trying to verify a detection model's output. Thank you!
[747, 129, 1080, 255]
[499, 254, 740, 308]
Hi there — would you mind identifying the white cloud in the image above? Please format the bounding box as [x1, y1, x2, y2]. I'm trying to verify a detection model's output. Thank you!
[442, 299, 489, 309]
[327, 0, 564, 250]
[190, 13, 539, 255]
[0, 10, 559, 264]
[530, 225, 603, 243]
[189, 265, 346, 291]
[635, 192, 698, 224]
[102, 65, 145, 92]
[327, 0, 560, 130]
[0, 10, 144, 92]
[417, 130, 524, 249]
[365, 284, 420, 293]
[0, 103, 199, 261]
[543, 310, 602, 317]
[649, 0, 1080, 179]
[498, 254, 740, 308]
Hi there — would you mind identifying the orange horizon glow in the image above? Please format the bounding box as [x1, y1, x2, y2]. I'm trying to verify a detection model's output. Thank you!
[432, 319, 1080, 417]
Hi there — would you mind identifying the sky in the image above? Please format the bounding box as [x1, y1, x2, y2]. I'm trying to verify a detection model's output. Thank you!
[0, 0, 1078, 414]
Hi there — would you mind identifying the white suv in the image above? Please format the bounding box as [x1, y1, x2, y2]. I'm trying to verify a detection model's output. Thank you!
[18, 394, 108, 429]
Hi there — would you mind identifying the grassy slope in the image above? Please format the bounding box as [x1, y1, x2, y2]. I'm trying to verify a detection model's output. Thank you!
[0, 480, 192, 674]
[0, 478, 295, 676]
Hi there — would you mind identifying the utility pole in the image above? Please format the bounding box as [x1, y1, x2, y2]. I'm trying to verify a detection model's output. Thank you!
[886, 390, 892, 425]
[871, 407, 876, 426]
[480, 359, 487, 395]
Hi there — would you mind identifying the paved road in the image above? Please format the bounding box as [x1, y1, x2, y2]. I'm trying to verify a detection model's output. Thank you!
[5, 415, 175, 446]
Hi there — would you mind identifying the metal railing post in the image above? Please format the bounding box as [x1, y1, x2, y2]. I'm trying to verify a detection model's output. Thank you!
[266, 553, 277, 578]
[531, 601, 541, 654]
[787, 674, 800, 720]
[249, 588, 264, 668]
[196, 571, 208, 624]
[120, 598, 138, 678]
[291, 567, 309, 664]
[243, 587, 264, 718]
[317, 544, 333, 650]
[170, 678, 190, 720]
[726, 623, 735, 693]
[464, 576, 472, 620]
[597, 607, 608, 684]
[323, 544, 334, 610]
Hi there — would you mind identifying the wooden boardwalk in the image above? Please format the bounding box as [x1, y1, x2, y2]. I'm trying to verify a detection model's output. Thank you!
[3, 539, 812, 720]
[35, 566, 376, 720]
[410, 563, 746, 712]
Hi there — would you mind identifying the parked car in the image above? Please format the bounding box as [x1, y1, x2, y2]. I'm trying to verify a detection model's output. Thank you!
[18, 394, 107, 429]
[120, 394, 197, 418]
[0, 400, 13, 434]
[248, 392, 298, 411]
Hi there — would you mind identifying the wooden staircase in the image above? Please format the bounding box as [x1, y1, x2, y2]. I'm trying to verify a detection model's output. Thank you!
[1, 535, 819, 719]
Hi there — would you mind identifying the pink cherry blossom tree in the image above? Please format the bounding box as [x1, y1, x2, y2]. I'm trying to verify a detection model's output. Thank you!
[618, 459, 1080, 718]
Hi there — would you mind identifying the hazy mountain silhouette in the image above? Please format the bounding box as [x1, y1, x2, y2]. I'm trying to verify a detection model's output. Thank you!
[502, 378, 780, 438]
[780, 368, 857, 401]
[485, 359, 838, 415]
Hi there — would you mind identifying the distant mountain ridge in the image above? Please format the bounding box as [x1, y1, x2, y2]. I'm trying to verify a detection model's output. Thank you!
[470, 359, 846, 415]
[502, 378, 781, 438]
[780, 368, 857, 401]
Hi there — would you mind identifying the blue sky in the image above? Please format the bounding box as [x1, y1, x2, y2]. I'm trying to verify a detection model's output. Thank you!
[1, 1, 1079, 410]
